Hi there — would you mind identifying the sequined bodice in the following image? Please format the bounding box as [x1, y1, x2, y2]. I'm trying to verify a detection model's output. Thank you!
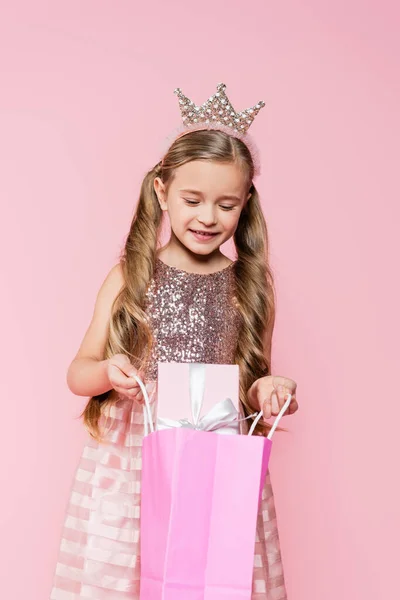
[143, 258, 243, 381]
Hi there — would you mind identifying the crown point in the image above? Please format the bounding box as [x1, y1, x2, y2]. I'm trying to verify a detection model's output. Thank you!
[173, 83, 264, 135]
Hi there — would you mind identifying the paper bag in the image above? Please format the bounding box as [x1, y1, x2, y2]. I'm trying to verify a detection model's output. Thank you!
[136, 364, 291, 599]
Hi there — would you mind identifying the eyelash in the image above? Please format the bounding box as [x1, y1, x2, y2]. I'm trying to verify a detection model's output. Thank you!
[184, 199, 235, 211]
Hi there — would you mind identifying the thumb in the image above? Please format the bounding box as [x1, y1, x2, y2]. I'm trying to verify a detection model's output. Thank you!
[246, 379, 260, 410]
[129, 366, 146, 384]
[110, 353, 133, 375]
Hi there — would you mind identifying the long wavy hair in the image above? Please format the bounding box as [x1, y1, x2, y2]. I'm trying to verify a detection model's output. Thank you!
[82, 129, 277, 440]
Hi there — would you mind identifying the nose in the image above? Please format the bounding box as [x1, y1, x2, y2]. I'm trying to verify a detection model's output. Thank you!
[197, 205, 217, 226]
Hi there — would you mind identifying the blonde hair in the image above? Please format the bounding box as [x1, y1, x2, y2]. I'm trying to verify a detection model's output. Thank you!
[82, 129, 276, 439]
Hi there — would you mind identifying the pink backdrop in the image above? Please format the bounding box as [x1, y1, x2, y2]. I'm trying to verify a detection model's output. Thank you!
[1, 2, 399, 599]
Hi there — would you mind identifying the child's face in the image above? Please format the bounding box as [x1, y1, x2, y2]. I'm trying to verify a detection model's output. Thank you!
[154, 160, 251, 256]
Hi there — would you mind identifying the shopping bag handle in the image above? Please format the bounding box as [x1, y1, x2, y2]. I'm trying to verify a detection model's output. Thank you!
[133, 371, 292, 439]
[248, 393, 292, 439]
[131, 374, 155, 436]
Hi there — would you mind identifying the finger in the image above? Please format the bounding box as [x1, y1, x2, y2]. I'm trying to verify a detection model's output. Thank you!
[288, 397, 299, 415]
[122, 376, 144, 391]
[283, 390, 297, 415]
[128, 371, 146, 389]
[286, 378, 297, 393]
[271, 391, 280, 415]
[262, 397, 272, 421]
[110, 365, 146, 391]
[273, 376, 297, 393]
[133, 390, 144, 404]
[276, 385, 288, 411]
[113, 356, 145, 383]
[108, 365, 135, 389]
[246, 379, 258, 407]
[128, 385, 143, 399]
[111, 354, 133, 373]
[135, 386, 143, 398]
[115, 386, 143, 403]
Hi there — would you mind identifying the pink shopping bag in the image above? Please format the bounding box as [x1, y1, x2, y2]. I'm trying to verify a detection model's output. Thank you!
[134, 364, 291, 600]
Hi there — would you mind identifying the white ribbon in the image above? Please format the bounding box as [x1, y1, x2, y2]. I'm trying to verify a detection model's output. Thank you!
[159, 363, 245, 435]
[157, 396, 246, 435]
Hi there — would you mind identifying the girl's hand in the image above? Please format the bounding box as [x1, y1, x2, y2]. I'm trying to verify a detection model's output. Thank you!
[247, 375, 298, 421]
[106, 354, 145, 404]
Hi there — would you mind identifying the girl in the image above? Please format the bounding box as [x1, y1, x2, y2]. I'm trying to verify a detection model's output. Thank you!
[50, 84, 298, 600]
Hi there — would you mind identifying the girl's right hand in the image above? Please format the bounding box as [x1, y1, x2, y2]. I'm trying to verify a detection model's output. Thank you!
[106, 354, 145, 403]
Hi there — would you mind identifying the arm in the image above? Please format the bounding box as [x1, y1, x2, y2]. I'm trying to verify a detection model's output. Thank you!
[66, 264, 124, 397]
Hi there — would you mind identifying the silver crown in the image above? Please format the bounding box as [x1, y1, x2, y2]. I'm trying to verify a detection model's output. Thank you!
[174, 83, 265, 134]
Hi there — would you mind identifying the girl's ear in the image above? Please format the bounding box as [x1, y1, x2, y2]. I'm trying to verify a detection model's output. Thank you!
[154, 177, 167, 210]
[244, 186, 253, 207]
[245, 182, 255, 205]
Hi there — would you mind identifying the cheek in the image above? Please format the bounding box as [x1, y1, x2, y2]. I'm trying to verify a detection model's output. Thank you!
[222, 211, 241, 230]
[169, 202, 192, 226]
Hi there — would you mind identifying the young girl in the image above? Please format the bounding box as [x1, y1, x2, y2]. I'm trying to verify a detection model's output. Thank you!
[50, 83, 298, 600]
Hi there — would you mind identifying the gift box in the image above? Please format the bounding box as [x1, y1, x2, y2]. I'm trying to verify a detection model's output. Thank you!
[156, 362, 240, 435]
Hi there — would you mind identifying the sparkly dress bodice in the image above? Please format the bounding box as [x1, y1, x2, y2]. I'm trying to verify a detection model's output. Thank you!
[143, 258, 243, 381]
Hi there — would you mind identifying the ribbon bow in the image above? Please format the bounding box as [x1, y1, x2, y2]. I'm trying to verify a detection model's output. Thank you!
[156, 363, 244, 436]
[157, 396, 242, 435]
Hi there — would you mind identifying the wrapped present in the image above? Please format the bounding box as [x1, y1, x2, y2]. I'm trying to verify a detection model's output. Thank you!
[136, 363, 291, 600]
[156, 362, 240, 435]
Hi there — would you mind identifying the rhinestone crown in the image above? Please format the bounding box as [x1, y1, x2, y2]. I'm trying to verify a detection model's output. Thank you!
[174, 83, 265, 134]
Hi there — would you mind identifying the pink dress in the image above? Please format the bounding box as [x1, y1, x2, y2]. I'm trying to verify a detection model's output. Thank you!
[50, 258, 287, 599]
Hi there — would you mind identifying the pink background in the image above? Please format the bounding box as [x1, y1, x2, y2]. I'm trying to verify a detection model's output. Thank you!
[1, 2, 399, 599]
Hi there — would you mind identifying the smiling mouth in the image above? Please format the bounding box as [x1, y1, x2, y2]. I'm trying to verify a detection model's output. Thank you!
[190, 229, 219, 236]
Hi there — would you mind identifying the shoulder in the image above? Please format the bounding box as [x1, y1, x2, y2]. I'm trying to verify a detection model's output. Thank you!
[105, 263, 124, 287]
[96, 263, 125, 304]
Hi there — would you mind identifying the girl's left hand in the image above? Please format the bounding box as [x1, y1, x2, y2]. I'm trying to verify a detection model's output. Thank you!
[247, 375, 298, 421]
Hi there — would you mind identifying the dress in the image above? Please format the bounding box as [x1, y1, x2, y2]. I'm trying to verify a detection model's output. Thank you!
[50, 258, 287, 600]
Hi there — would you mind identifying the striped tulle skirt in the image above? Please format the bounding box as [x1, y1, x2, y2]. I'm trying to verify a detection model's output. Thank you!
[50, 386, 287, 599]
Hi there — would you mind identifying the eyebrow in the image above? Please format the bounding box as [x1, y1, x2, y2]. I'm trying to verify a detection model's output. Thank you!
[179, 189, 242, 203]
